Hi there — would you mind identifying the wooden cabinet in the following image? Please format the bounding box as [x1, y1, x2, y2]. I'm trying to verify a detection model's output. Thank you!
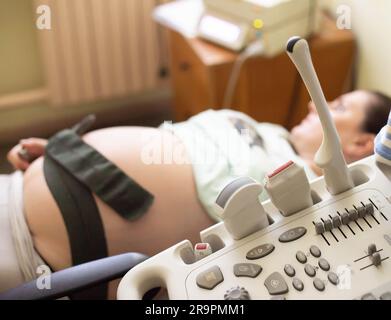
[168, 13, 355, 129]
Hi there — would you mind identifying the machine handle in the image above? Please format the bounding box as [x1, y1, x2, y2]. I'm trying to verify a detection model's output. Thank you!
[0, 253, 148, 300]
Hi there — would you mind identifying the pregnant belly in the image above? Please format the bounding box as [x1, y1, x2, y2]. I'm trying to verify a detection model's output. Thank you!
[23, 127, 213, 272]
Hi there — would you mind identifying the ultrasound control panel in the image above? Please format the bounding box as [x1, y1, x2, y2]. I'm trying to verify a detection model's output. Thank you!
[117, 156, 391, 300]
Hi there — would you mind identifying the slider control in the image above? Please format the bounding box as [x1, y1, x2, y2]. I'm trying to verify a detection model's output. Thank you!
[315, 203, 375, 234]
[371, 253, 382, 267]
[368, 244, 377, 256]
[264, 161, 313, 217]
[368, 244, 382, 267]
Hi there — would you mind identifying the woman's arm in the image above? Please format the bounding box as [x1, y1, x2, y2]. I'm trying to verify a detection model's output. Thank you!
[7, 138, 48, 171]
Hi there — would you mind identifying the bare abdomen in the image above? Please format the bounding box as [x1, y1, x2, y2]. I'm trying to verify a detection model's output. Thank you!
[23, 127, 213, 273]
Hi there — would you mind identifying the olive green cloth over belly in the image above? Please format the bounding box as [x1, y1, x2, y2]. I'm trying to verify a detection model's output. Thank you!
[45, 129, 154, 221]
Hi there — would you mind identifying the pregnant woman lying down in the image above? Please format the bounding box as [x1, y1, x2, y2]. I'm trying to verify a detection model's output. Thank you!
[1, 90, 390, 299]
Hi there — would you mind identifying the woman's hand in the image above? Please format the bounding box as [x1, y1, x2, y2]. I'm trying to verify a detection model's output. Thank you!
[7, 138, 48, 171]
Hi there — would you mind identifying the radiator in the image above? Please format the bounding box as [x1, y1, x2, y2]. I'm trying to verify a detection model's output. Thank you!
[34, 0, 167, 107]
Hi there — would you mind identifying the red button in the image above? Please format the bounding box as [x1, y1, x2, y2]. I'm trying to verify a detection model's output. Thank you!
[196, 244, 208, 250]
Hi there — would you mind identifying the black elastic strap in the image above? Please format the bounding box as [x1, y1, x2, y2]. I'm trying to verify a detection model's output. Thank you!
[44, 156, 108, 299]
[72, 114, 97, 135]
[46, 129, 154, 221]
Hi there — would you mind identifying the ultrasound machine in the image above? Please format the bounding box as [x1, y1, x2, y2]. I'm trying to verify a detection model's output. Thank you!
[117, 37, 391, 300]
[1, 37, 390, 301]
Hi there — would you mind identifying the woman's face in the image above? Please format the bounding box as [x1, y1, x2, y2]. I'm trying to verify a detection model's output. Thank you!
[290, 91, 373, 162]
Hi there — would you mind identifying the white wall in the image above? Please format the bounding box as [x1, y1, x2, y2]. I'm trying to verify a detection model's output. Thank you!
[322, 0, 391, 96]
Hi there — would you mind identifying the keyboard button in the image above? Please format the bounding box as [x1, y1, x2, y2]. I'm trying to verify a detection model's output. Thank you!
[361, 293, 377, 300]
[284, 264, 296, 277]
[310, 245, 321, 258]
[318, 258, 330, 271]
[313, 278, 325, 291]
[380, 292, 391, 300]
[264, 272, 289, 296]
[305, 264, 316, 277]
[292, 278, 304, 292]
[296, 251, 307, 264]
[328, 272, 339, 285]
[234, 263, 262, 278]
[279, 227, 307, 243]
[246, 244, 275, 260]
[196, 266, 224, 290]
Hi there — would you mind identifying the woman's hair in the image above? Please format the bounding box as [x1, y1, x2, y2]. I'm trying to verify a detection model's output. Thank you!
[362, 91, 391, 134]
